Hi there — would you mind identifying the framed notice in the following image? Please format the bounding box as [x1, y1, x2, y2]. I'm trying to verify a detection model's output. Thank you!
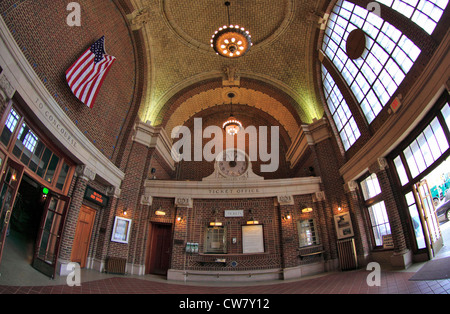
[242, 225, 264, 254]
[333, 212, 354, 239]
[111, 216, 132, 244]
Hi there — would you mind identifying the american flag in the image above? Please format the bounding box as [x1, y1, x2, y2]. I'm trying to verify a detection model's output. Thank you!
[66, 36, 116, 108]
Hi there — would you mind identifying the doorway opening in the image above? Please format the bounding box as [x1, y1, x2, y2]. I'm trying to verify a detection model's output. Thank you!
[422, 157, 450, 258]
[1, 174, 46, 275]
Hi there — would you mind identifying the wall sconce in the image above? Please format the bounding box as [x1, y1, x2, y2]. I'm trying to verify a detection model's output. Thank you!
[338, 206, 343, 212]
[209, 221, 223, 227]
[301, 207, 313, 213]
[155, 207, 166, 216]
[122, 209, 128, 216]
[176, 215, 185, 223]
[247, 209, 258, 225]
[283, 213, 292, 221]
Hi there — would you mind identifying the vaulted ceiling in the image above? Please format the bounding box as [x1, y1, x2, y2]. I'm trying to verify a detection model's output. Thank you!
[128, 0, 329, 139]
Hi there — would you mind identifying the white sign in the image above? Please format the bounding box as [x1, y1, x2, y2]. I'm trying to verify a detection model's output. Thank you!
[224, 210, 244, 217]
[242, 225, 264, 254]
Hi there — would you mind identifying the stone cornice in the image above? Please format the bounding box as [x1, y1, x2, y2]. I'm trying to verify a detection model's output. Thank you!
[132, 120, 175, 171]
[144, 177, 322, 200]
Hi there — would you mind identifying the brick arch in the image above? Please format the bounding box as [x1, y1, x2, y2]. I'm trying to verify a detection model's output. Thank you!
[156, 78, 305, 142]
[164, 86, 300, 142]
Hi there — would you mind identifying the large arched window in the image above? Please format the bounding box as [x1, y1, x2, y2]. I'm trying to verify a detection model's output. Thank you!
[322, 0, 421, 127]
[376, 0, 448, 35]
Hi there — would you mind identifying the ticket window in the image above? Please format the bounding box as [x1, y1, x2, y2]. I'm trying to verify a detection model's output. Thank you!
[204, 226, 227, 254]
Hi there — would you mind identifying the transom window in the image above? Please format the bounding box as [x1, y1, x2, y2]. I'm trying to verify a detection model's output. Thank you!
[359, 173, 392, 248]
[0, 106, 72, 192]
[322, 0, 421, 124]
[393, 104, 449, 184]
[376, 0, 449, 35]
[361, 173, 382, 200]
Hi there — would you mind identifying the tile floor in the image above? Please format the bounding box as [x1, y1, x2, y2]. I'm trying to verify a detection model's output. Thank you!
[0, 264, 449, 295]
[1, 225, 449, 295]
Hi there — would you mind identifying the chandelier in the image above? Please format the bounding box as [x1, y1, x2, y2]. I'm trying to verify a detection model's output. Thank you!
[223, 92, 243, 136]
[211, 1, 252, 58]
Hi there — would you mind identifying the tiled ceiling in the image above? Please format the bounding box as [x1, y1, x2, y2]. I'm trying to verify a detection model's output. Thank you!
[130, 0, 328, 133]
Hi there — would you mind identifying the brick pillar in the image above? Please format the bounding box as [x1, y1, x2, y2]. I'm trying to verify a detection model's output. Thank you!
[303, 118, 360, 269]
[93, 186, 121, 272]
[170, 202, 190, 271]
[107, 140, 151, 266]
[369, 158, 411, 268]
[313, 191, 335, 264]
[344, 180, 371, 265]
[58, 165, 95, 275]
[277, 195, 297, 270]
[129, 194, 152, 275]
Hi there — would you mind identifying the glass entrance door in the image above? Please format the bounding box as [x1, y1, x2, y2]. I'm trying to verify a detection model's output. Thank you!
[414, 180, 443, 258]
[0, 157, 25, 266]
[32, 193, 70, 279]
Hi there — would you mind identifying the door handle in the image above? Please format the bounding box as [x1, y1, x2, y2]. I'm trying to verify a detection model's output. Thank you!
[4, 210, 11, 224]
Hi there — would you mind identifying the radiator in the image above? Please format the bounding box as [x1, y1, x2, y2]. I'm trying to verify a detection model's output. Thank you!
[105, 257, 127, 274]
[336, 238, 358, 271]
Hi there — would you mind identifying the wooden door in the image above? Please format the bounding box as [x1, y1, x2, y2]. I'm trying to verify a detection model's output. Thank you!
[147, 223, 172, 275]
[71, 205, 96, 268]
[32, 193, 70, 279]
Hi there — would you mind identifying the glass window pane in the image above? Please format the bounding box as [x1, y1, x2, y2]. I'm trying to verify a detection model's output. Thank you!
[44, 154, 60, 184]
[1, 108, 21, 147]
[405, 192, 427, 249]
[394, 156, 409, 185]
[56, 162, 70, 190]
[298, 219, 320, 247]
[377, 0, 448, 34]
[367, 201, 391, 246]
[361, 173, 382, 200]
[441, 103, 450, 130]
[37, 148, 52, 178]
[322, 65, 361, 150]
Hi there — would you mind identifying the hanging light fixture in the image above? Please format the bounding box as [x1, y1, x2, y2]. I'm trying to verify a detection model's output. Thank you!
[222, 92, 243, 136]
[211, 1, 252, 58]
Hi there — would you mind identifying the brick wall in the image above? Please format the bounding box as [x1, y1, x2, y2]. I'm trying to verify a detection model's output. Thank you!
[0, 0, 141, 165]
[175, 197, 283, 272]
[175, 104, 292, 181]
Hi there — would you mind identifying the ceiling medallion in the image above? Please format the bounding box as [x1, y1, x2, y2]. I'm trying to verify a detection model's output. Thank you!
[211, 1, 252, 58]
[223, 92, 243, 136]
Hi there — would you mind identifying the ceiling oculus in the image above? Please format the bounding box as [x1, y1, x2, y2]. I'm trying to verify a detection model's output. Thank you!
[211, 1, 252, 58]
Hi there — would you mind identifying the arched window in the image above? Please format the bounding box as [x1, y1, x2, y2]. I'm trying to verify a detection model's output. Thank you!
[376, 0, 448, 35]
[322, 0, 421, 126]
[322, 65, 361, 151]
